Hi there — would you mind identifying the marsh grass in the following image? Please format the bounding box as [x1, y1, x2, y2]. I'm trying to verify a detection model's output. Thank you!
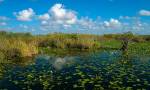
[0, 31, 150, 62]
[128, 42, 150, 56]
[38, 33, 101, 49]
[0, 32, 38, 62]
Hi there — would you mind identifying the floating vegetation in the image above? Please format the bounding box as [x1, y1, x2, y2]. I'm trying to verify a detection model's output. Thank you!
[0, 50, 150, 90]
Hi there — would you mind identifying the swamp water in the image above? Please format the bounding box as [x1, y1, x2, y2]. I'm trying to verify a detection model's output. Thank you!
[0, 49, 150, 90]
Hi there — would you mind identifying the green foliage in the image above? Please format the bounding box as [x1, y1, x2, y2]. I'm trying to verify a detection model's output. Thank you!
[100, 39, 122, 49]
[128, 42, 150, 56]
[38, 33, 101, 49]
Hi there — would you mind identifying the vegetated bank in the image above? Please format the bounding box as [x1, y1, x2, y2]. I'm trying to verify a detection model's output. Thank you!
[0, 31, 149, 62]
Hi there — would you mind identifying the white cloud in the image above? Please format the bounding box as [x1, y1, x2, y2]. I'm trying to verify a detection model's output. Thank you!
[104, 18, 121, 28]
[77, 17, 102, 30]
[39, 13, 50, 21]
[39, 4, 123, 32]
[139, 10, 150, 16]
[14, 8, 35, 21]
[49, 3, 77, 24]
[12, 3, 149, 34]
[50, 4, 66, 19]
[41, 21, 48, 25]
[38, 3, 78, 32]
[39, 4, 104, 32]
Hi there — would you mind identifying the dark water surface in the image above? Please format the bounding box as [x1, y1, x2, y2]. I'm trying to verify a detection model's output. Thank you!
[0, 50, 150, 90]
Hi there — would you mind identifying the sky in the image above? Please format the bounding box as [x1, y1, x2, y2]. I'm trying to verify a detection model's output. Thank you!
[0, 0, 150, 34]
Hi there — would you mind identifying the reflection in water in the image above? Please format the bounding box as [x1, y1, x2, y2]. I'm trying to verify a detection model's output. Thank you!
[53, 57, 74, 70]
[54, 58, 66, 70]
[35, 55, 75, 70]
[0, 50, 150, 90]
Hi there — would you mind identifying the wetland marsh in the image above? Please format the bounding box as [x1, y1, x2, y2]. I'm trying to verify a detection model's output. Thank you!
[0, 49, 150, 90]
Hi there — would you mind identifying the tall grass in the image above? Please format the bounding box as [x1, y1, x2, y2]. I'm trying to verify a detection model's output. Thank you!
[0, 32, 38, 62]
[38, 33, 101, 49]
[0, 31, 149, 61]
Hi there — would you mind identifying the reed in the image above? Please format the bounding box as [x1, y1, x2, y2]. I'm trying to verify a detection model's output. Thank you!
[0, 31, 149, 61]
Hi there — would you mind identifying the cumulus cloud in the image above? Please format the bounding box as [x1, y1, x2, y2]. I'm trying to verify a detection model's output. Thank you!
[39, 13, 50, 21]
[48, 3, 77, 24]
[10, 3, 150, 34]
[139, 10, 150, 16]
[76, 17, 103, 30]
[38, 3, 79, 32]
[104, 18, 122, 28]
[37, 4, 124, 32]
[14, 8, 35, 21]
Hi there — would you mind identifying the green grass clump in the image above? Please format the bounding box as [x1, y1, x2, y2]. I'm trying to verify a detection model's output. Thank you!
[128, 42, 150, 56]
[100, 39, 122, 49]
[0, 32, 38, 61]
[38, 33, 101, 49]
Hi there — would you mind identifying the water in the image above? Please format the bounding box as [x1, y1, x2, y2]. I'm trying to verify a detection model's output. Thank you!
[0, 50, 150, 90]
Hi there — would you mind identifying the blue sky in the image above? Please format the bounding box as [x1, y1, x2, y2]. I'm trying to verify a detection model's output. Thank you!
[0, 0, 150, 34]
